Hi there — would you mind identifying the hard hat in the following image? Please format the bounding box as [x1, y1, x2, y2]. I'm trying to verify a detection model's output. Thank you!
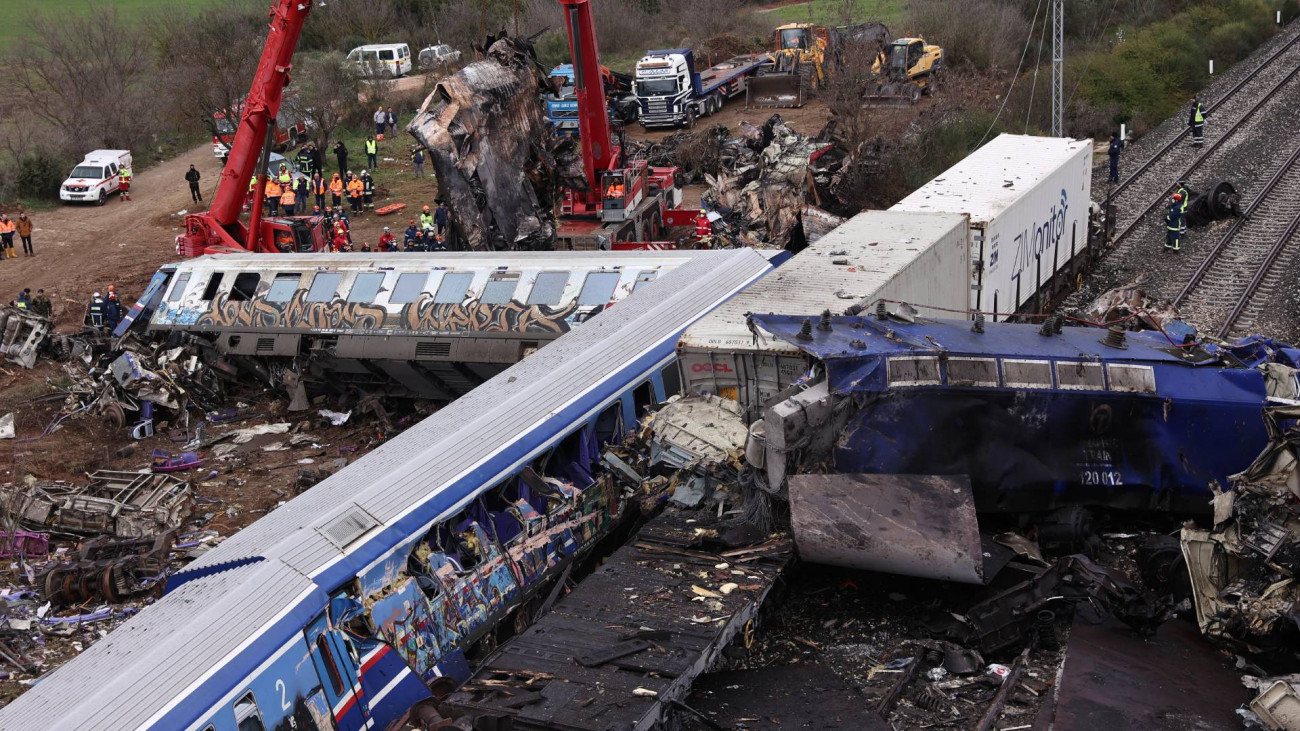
[93, 292, 101, 298]
[423, 205, 430, 212]
[699, 209, 707, 215]
[1172, 193, 1183, 201]
[383, 226, 390, 231]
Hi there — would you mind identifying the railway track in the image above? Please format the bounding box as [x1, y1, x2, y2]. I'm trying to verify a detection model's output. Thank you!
[1173, 142, 1300, 338]
[1109, 51, 1300, 245]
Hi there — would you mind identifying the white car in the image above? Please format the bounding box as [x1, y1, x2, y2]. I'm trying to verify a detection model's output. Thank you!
[418, 44, 462, 70]
[60, 150, 131, 206]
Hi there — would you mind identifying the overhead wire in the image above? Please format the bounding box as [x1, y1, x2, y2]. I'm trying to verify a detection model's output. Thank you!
[977, 0, 1048, 147]
[1025, 2, 1053, 132]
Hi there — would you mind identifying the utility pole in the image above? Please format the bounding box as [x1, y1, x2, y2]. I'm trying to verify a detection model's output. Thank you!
[1052, 0, 1064, 137]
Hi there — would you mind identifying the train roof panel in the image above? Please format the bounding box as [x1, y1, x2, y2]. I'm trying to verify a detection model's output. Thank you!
[178, 249, 776, 586]
[680, 210, 968, 354]
[891, 134, 1091, 224]
[0, 560, 324, 730]
[168, 250, 712, 271]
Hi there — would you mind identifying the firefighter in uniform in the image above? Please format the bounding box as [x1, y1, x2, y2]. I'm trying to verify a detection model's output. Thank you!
[1189, 97, 1207, 146]
[360, 169, 375, 211]
[694, 209, 713, 246]
[88, 292, 106, 328]
[1174, 180, 1191, 236]
[118, 163, 132, 201]
[1165, 193, 1184, 252]
[419, 205, 435, 232]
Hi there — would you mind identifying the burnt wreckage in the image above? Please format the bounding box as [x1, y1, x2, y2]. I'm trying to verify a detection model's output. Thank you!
[408, 35, 559, 251]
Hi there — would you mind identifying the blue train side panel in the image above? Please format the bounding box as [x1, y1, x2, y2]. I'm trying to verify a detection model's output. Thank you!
[752, 314, 1283, 514]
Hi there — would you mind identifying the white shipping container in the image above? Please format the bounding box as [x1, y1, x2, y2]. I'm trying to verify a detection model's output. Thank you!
[891, 134, 1093, 320]
[678, 210, 969, 412]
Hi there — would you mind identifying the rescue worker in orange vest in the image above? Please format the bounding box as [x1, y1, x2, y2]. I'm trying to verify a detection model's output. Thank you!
[694, 209, 712, 246]
[118, 163, 132, 201]
[0, 215, 15, 259]
[329, 173, 344, 208]
[280, 184, 297, 216]
[312, 173, 327, 210]
[264, 178, 282, 216]
[604, 178, 624, 200]
[346, 174, 364, 215]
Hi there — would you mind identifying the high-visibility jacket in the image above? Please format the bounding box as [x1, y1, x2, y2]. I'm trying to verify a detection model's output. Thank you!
[0, 220, 14, 234]
[265, 181, 282, 197]
[329, 177, 344, 195]
[248, 176, 257, 193]
[118, 167, 132, 183]
[277, 171, 292, 186]
[313, 178, 327, 196]
[365, 139, 377, 155]
[281, 188, 296, 206]
[347, 180, 363, 197]
[1166, 202, 1184, 231]
[14, 298, 27, 310]
[1192, 102, 1205, 124]
[419, 212, 434, 229]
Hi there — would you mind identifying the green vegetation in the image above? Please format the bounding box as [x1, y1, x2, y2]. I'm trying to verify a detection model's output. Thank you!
[0, 0, 208, 46]
[1075, 0, 1299, 131]
[906, 111, 1006, 191]
[769, 0, 906, 28]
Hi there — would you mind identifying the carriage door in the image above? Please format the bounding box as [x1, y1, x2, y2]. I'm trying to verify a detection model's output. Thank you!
[306, 613, 369, 731]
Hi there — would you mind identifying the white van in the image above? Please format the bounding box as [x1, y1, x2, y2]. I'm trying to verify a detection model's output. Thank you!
[60, 150, 132, 206]
[347, 43, 412, 78]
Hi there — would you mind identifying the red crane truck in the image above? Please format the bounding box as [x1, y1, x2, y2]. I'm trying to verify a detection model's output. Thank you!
[176, 0, 327, 257]
[556, 0, 699, 250]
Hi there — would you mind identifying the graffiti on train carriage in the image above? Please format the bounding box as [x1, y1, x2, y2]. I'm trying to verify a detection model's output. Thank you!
[399, 294, 585, 335]
[196, 289, 388, 331]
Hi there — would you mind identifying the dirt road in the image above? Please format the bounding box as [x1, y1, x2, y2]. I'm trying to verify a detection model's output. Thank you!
[0, 144, 225, 328]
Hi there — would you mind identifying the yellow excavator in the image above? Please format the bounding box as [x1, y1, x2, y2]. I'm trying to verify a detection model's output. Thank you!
[748, 22, 892, 108]
[869, 36, 944, 105]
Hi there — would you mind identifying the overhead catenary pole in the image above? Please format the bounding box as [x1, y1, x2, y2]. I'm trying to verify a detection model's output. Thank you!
[1052, 0, 1064, 137]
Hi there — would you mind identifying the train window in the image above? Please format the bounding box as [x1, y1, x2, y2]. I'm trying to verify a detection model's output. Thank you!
[166, 272, 191, 303]
[233, 692, 266, 731]
[316, 635, 346, 695]
[230, 273, 260, 302]
[659, 363, 682, 398]
[526, 271, 569, 305]
[593, 401, 624, 445]
[390, 272, 429, 303]
[633, 271, 658, 292]
[577, 271, 620, 305]
[887, 356, 942, 387]
[434, 272, 474, 303]
[201, 273, 224, 301]
[633, 381, 654, 415]
[306, 272, 342, 302]
[482, 273, 520, 304]
[347, 272, 385, 303]
[266, 273, 302, 303]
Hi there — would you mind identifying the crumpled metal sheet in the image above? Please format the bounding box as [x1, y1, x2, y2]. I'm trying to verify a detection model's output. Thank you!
[0, 306, 52, 369]
[650, 395, 749, 471]
[407, 35, 556, 251]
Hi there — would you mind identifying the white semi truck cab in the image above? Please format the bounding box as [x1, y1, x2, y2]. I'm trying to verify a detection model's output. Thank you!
[635, 49, 768, 128]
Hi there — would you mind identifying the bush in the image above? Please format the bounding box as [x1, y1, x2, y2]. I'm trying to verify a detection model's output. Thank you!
[14, 150, 68, 201]
[906, 111, 1006, 190]
[908, 0, 1032, 71]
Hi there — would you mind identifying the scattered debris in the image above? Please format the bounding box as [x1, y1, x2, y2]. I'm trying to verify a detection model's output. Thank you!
[0, 471, 191, 539]
[0, 307, 52, 369]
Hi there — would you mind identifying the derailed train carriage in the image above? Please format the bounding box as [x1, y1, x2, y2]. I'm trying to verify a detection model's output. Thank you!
[0, 250, 778, 731]
[132, 251, 719, 399]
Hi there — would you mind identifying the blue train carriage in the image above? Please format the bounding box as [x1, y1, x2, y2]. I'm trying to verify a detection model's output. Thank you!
[753, 312, 1287, 517]
[0, 249, 778, 731]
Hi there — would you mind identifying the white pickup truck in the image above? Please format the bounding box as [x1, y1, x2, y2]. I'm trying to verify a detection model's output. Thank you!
[60, 150, 132, 206]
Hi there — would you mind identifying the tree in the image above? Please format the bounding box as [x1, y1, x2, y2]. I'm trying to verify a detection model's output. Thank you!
[14, 4, 158, 152]
[294, 53, 362, 151]
[150, 2, 267, 153]
[824, 36, 883, 210]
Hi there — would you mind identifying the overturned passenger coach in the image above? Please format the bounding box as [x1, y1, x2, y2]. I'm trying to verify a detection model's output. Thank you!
[135, 251, 719, 399]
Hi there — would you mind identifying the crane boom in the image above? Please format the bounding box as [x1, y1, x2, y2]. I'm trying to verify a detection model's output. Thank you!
[177, 0, 315, 256]
[559, 0, 614, 199]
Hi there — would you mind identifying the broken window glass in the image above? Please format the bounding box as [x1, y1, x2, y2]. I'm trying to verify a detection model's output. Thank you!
[434, 272, 473, 303]
[347, 272, 385, 303]
[578, 271, 620, 306]
[390, 272, 428, 304]
[306, 272, 342, 303]
[233, 692, 266, 731]
[316, 635, 345, 694]
[659, 363, 682, 399]
[266, 273, 302, 303]
[229, 273, 260, 302]
[166, 272, 191, 303]
[200, 273, 224, 301]
[526, 271, 569, 305]
[481, 274, 520, 305]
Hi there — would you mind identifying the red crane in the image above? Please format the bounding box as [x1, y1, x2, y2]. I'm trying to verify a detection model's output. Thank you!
[176, 0, 326, 257]
[557, 0, 688, 249]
